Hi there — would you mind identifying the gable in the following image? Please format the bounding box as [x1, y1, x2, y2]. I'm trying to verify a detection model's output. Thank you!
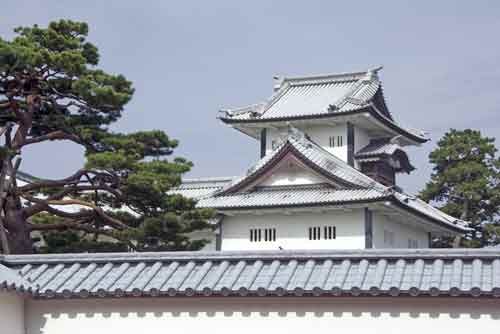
[254, 154, 332, 188]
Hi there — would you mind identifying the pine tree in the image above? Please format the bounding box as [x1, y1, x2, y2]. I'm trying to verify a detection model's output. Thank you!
[420, 129, 500, 247]
[0, 20, 212, 254]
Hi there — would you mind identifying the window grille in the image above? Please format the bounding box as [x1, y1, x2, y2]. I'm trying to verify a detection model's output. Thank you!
[329, 136, 335, 147]
[309, 226, 336, 240]
[250, 228, 276, 242]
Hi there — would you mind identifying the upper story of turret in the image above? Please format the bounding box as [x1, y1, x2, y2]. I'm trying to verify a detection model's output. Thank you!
[218, 67, 428, 187]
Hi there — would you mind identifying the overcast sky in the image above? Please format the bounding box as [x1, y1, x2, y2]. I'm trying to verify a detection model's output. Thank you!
[2, 1, 500, 194]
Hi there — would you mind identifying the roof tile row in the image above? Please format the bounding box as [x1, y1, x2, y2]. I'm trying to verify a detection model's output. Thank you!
[2, 249, 500, 299]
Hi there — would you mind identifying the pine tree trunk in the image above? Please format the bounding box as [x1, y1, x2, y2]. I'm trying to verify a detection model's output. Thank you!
[0, 155, 33, 254]
[4, 196, 32, 254]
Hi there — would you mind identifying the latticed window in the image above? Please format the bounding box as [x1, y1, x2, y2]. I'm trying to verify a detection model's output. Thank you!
[309, 226, 336, 240]
[250, 228, 276, 242]
[329, 136, 343, 147]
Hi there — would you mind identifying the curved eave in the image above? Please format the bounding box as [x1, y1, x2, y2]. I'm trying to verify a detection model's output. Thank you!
[389, 196, 470, 234]
[219, 106, 428, 144]
[355, 151, 416, 174]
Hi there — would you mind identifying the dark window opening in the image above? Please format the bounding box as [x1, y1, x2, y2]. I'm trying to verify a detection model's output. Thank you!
[250, 228, 276, 242]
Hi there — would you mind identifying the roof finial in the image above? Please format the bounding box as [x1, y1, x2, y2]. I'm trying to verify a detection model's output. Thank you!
[273, 75, 284, 92]
[368, 65, 384, 73]
[363, 65, 383, 82]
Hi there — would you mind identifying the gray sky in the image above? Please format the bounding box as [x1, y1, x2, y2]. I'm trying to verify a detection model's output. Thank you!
[2, 1, 500, 194]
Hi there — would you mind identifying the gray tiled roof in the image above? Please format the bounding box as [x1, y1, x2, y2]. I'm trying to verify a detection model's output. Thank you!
[169, 128, 467, 233]
[220, 69, 385, 122]
[219, 68, 428, 143]
[355, 139, 415, 173]
[198, 184, 385, 209]
[2, 249, 500, 299]
[355, 140, 404, 158]
[0, 262, 35, 292]
[169, 177, 234, 199]
[218, 128, 385, 195]
[392, 192, 469, 232]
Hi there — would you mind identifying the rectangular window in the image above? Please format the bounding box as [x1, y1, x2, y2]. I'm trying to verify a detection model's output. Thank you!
[250, 228, 276, 242]
[329, 136, 335, 147]
[309, 226, 336, 240]
[271, 140, 278, 150]
[337, 135, 343, 146]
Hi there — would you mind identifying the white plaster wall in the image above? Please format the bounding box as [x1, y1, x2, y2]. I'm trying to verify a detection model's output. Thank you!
[372, 212, 429, 248]
[221, 210, 365, 250]
[259, 161, 326, 186]
[0, 291, 25, 334]
[266, 124, 347, 162]
[25, 297, 500, 334]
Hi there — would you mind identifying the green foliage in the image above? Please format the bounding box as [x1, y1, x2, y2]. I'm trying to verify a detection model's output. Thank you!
[0, 20, 212, 253]
[420, 129, 500, 247]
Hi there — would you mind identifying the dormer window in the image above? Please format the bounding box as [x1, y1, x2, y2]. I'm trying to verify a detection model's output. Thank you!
[308, 226, 336, 240]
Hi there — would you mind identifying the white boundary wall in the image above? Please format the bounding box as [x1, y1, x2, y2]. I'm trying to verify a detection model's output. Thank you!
[25, 297, 500, 334]
[0, 291, 25, 334]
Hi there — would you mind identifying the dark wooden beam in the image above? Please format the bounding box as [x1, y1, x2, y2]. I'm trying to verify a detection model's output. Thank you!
[347, 122, 355, 167]
[260, 128, 267, 158]
[215, 218, 224, 251]
[365, 207, 373, 249]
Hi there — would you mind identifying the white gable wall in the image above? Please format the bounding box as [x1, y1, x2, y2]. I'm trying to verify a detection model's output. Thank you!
[259, 157, 327, 187]
[221, 210, 365, 250]
[0, 291, 25, 334]
[25, 297, 500, 334]
[372, 212, 430, 248]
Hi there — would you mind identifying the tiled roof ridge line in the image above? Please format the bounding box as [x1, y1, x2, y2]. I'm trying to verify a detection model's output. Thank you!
[3, 249, 500, 265]
[282, 66, 383, 86]
[181, 176, 235, 184]
[219, 102, 265, 116]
